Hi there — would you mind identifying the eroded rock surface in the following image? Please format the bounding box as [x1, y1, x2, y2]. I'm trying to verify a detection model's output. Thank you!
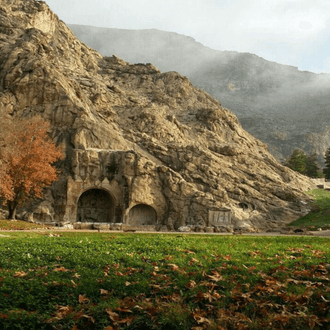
[0, 0, 315, 232]
[70, 25, 330, 164]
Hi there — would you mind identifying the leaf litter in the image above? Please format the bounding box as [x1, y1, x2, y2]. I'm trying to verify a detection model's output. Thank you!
[0, 233, 329, 329]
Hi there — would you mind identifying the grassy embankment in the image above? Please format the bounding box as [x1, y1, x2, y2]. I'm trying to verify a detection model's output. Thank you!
[0, 232, 329, 329]
[0, 220, 50, 231]
[290, 189, 330, 230]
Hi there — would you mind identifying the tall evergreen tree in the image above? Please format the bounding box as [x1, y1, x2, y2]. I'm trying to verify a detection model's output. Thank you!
[306, 153, 319, 178]
[285, 149, 306, 175]
[323, 147, 330, 179]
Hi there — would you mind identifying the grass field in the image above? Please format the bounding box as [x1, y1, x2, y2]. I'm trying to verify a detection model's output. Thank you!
[0, 232, 329, 329]
[290, 189, 330, 230]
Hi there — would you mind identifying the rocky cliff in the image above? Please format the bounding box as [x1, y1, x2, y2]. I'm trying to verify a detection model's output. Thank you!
[0, 0, 315, 232]
[70, 25, 330, 163]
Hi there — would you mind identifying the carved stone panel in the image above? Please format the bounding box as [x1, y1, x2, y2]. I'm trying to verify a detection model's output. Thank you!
[77, 189, 114, 223]
[208, 209, 231, 226]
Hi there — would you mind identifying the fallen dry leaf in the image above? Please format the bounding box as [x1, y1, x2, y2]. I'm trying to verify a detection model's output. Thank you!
[80, 314, 95, 323]
[70, 280, 78, 288]
[100, 289, 109, 295]
[78, 295, 90, 304]
[192, 312, 211, 325]
[188, 258, 199, 265]
[184, 250, 195, 254]
[168, 263, 179, 271]
[53, 267, 69, 272]
[13, 271, 28, 278]
[106, 309, 120, 322]
[206, 271, 223, 282]
[116, 307, 133, 313]
[186, 280, 197, 289]
[116, 316, 135, 325]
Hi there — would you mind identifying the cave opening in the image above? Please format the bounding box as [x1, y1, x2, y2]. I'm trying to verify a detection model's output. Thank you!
[128, 204, 157, 226]
[77, 189, 114, 222]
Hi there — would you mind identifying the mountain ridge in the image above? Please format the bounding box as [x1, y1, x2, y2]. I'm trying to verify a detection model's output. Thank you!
[69, 24, 330, 163]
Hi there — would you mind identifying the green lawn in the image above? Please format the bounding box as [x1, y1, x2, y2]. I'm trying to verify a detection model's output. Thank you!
[290, 189, 330, 230]
[0, 232, 329, 329]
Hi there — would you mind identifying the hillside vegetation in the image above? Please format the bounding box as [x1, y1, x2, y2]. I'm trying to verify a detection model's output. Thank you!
[290, 189, 330, 230]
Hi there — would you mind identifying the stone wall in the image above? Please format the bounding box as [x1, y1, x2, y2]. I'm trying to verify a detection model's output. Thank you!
[57, 148, 232, 231]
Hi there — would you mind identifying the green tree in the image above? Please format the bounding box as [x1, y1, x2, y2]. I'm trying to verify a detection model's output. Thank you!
[285, 149, 307, 175]
[305, 153, 319, 178]
[323, 147, 330, 179]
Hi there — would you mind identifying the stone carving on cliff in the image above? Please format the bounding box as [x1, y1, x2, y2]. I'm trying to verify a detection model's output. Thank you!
[62, 148, 229, 232]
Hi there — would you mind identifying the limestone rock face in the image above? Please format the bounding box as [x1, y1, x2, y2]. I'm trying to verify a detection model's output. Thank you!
[0, 0, 315, 231]
[70, 25, 330, 163]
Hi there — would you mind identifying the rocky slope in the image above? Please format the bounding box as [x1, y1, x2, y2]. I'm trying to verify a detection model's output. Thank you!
[70, 25, 330, 163]
[0, 0, 315, 232]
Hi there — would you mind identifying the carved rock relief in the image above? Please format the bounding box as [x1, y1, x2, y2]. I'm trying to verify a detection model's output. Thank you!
[77, 189, 114, 223]
[61, 148, 231, 231]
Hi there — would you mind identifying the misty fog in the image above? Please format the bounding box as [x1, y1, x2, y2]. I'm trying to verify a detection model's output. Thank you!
[69, 24, 330, 163]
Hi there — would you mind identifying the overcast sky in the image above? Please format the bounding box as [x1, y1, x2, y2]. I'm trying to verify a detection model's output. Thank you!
[45, 0, 330, 74]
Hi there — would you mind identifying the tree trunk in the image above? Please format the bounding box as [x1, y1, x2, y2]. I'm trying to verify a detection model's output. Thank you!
[7, 201, 17, 220]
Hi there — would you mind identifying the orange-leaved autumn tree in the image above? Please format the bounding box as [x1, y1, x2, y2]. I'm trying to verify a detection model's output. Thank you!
[0, 115, 63, 219]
